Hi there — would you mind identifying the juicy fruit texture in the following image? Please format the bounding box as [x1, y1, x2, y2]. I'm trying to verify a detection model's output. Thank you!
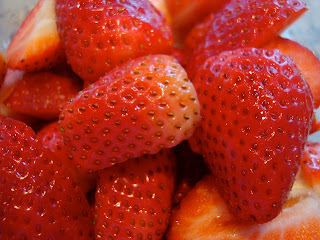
[6, 0, 65, 72]
[94, 149, 176, 239]
[0, 118, 94, 239]
[55, 0, 174, 85]
[37, 121, 97, 193]
[264, 36, 320, 109]
[301, 142, 320, 194]
[185, 0, 307, 78]
[167, 173, 320, 240]
[191, 48, 314, 223]
[59, 54, 201, 172]
[166, 0, 229, 44]
[0, 51, 6, 87]
[4, 71, 82, 120]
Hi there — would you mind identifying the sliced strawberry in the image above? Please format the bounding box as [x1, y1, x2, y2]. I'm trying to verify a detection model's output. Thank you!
[4, 70, 82, 120]
[94, 149, 176, 239]
[37, 121, 98, 194]
[55, 0, 174, 85]
[192, 48, 313, 223]
[184, 0, 307, 79]
[6, 0, 65, 72]
[0, 50, 7, 87]
[59, 55, 201, 172]
[264, 36, 320, 109]
[0, 118, 94, 239]
[167, 172, 320, 240]
[301, 142, 320, 195]
[149, 0, 172, 25]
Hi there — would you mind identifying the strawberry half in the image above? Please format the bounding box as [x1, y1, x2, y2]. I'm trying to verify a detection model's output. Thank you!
[94, 149, 176, 239]
[4, 70, 82, 120]
[59, 54, 201, 172]
[0, 118, 94, 239]
[55, 0, 174, 85]
[192, 48, 314, 223]
[184, 0, 307, 79]
[6, 0, 65, 72]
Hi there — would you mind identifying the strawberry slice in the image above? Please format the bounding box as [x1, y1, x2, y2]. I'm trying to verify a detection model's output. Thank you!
[59, 54, 201, 172]
[191, 48, 313, 223]
[0, 118, 94, 239]
[4, 70, 82, 120]
[167, 172, 320, 240]
[184, 0, 307, 79]
[6, 0, 65, 72]
[264, 36, 320, 109]
[55, 0, 174, 85]
[0, 50, 6, 87]
[94, 149, 176, 239]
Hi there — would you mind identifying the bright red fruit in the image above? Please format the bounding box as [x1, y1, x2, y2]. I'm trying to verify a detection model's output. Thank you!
[184, 0, 307, 79]
[191, 48, 314, 223]
[0, 118, 94, 239]
[94, 149, 176, 240]
[4, 71, 82, 120]
[6, 0, 65, 72]
[37, 121, 97, 194]
[0, 50, 6, 87]
[59, 55, 201, 172]
[55, 0, 174, 85]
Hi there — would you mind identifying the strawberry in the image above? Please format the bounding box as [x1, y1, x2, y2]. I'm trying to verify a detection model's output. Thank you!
[59, 54, 201, 172]
[0, 50, 6, 87]
[167, 172, 320, 240]
[301, 141, 320, 195]
[184, 0, 307, 79]
[264, 36, 320, 109]
[166, 0, 230, 44]
[94, 149, 176, 240]
[4, 70, 82, 120]
[37, 121, 98, 194]
[6, 0, 66, 72]
[149, 0, 172, 24]
[192, 48, 314, 223]
[0, 118, 94, 239]
[55, 0, 174, 85]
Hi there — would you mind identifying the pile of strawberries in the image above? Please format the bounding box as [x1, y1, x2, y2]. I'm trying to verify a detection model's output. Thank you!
[0, 0, 320, 239]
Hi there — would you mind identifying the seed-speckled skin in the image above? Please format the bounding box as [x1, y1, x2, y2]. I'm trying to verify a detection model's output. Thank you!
[94, 149, 176, 240]
[55, 0, 174, 85]
[191, 48, 314, 223]
[59, 54, 201, 172]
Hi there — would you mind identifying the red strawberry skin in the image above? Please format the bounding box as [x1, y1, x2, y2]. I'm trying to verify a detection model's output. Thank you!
[185, 0, 307, 79]
[4, 71, 82, 120]
[192, 48, 313, 223]
[55, 0, 173, 85]
[94, 149, 176, 239]
[0, 118, 94, 239]
[59, 54, 200, 172]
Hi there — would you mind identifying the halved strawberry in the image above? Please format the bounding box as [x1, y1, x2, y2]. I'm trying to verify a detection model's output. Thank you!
[167, 172, 320, 240]
[6, 0, 66, 72]
[4, 70, 82, 120]
[0, 50, 7, 87]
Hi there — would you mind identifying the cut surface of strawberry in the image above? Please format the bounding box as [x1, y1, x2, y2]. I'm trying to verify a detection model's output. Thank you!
[184, 0, 307, 79]
[59, 54, 201, 172]
[94, 149, 176, 239]
[167, 172, 320, 240]
[4, 70, 82, 120]
[191, 47, 314, 223]
[56, 0, 174, 85]
[6, 0, 65, 72]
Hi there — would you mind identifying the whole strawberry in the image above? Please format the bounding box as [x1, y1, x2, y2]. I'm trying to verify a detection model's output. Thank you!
[55, 0, 173, 85]
[59, 54, 201, 172]
[192, 48, 313, 223]
[94, 149, 176, 239]
[0, 118, 94, 239]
